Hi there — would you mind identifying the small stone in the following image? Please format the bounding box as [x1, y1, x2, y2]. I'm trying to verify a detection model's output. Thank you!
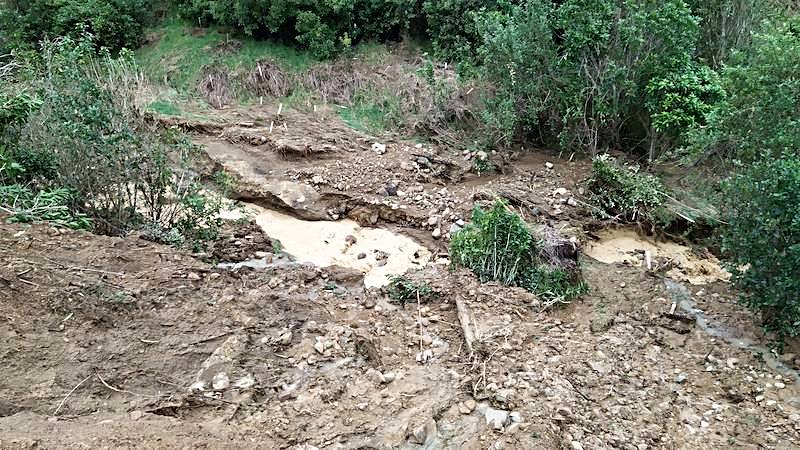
[189, 381, 205, 392]
[187, 272, 201, 281]
[775, 382, 786, 389]
[432, 228, 442, 239]
[372, 143, 387, 154]
[553, 187, 569, 196]
[571, 442, 585, 450]
[358, 252, 367, 259]
[212, 372, 230, 390]
[485, 407, 510, 431]
[428, 216, 440, 226]
[462, 399, 477, 414]
[311, 175, 325, 185]
[410, 418, 437, 445]
[545, 162, 554, 170]
[234, 374, 256, 390]
[676, 372, 688, 384]
[366, 368, 386, 384]
[495, 389, 513, 404]
[567, 197, 578, 207]
[278, 331, 292, 345]
[345, 235, 357, 245]
[509, 411, 523, 423]
[314, 340, 326, 354]
[129, 410, 145, 421]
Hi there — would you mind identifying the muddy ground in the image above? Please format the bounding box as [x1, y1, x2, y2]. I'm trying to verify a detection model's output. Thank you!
[2, 106, 800, 450]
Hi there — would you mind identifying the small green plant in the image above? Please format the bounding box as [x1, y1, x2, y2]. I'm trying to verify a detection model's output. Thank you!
[471, 152, 495, 176]
[386, 275, 436, 306]
[584, 154, 667, 223]
[450, 200, 586, 302]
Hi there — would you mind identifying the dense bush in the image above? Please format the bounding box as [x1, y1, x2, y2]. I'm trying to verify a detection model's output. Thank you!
[176, 0, 416, 58]
[450, 201, 586, 302]
[721, 157, 800, 342]
[474, 0, 720, 157]
[0, 0, 151, 53]
[685, 18, 800, 164]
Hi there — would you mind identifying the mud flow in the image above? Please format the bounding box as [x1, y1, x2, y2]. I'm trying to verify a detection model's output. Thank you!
[220, 203, 431, 288]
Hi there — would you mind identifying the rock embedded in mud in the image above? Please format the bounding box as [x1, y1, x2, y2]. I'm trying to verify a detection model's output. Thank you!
[432, 228, 442, 239]
[485, 407, 510, 431]
[372, 143, 387, 155]
[212, 372, 230, 390]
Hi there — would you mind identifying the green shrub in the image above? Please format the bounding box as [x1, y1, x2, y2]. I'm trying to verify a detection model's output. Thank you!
[721, 157, 800, 342]
[685, 18, 800, 164]
[450, 200, 585, 302]
[1, 0, 152, 53]
[584, 155, 667, 223]
[475, 0, 705, 156]
[5, 37, 223, 249]
[386, 275, 436, 306]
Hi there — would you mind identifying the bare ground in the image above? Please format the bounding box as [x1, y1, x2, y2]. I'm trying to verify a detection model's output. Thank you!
[2, 107, 799, 450]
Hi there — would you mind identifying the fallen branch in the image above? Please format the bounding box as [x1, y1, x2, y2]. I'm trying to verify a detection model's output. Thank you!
[53, 374, 92, 415]
[455, 296, 476, 354]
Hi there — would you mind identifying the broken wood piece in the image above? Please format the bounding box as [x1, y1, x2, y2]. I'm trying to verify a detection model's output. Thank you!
[455, 296, 475, 354]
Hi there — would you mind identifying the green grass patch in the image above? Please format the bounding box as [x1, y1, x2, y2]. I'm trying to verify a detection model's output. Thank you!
[136, 19, 316, 95]
[147, 100, 182, 116]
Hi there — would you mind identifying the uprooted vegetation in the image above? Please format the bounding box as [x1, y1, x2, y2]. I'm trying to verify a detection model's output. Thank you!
[450, 201, 587, 305]
[583, 155, 668, 224]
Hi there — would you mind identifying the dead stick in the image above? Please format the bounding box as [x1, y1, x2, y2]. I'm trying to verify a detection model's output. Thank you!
[96, 373, 142, 396]
[455, 295, 475, 354]
[54, 374, 92, 415]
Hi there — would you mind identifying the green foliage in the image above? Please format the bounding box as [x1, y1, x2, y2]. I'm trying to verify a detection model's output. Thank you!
[176, 0, 415, 58]
[645, 62, 724, 151]
[423, 0, 516, 62]
[721, 157, 800, 342]
[386, 275, 436, 306]
[474, 0, 711, 156]
[0, 184, 92, 229]
[0, 0, 152, 53]
[686, 18, 800, 164]
[450, 201, 585, 302]
[584, 155, 667, 223]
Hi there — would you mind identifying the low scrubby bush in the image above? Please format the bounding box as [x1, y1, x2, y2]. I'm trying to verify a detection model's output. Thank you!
[1, 37, 222, 248]
[722, 157, 800, 343]
[450, 201, 586, 303]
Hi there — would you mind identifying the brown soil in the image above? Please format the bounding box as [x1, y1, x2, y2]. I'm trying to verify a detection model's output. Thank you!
[2, 106, 799, 449]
